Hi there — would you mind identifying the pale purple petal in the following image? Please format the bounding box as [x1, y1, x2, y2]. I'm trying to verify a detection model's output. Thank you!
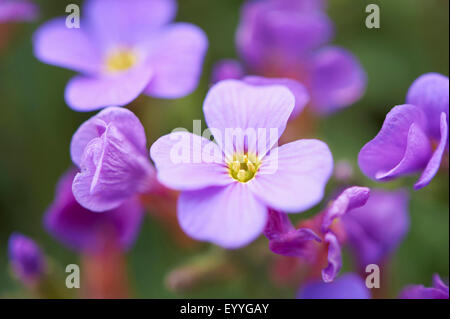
[8, 233, 46, 284]
[358, 104, 432, 181]
[211, 59, 245, 84]
[203, 80, 295, 157]
[71, 107, 148, 167]
[44, 170, 144, 253]
[248, 139, 333, 213]
[0, 0, 38, 22]
[71, 107, 154, 212]
[433, 274, 449, 294]
[308, 46, 367, 114]
[406, 73, 449, 140]
[178, 184, 268, 249]
[322, 232, 342, 283]
[342, 189, 410, 267]
[414, 113, 449, 189]
[85, 0, 177, 48]
[150, 131, 232, 190]
[298, 273, 371, 299]
[322, 186, 371, 232]
[144, 23, 208, 98]
[243, 75, 309, 119]
[65, 65, 153, 111]
[33, 18, 102, 74]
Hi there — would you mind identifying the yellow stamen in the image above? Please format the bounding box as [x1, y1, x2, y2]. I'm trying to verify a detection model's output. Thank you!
[105, 49, 137, 73]
[228, 153, 261, 183]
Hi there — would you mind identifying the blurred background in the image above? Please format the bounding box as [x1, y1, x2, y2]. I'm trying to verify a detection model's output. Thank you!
[0, 0, 448, 298]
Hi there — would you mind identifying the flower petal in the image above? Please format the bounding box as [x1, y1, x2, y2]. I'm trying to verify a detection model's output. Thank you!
[33, 18, 101, 74]
[85, 0, 177, 48]
[236, 0, 333, 72]
[203, 79, 295, 157]
[65, 65, 153, 111]
[298, 273, 370, 299]
[322, 186, 371, 232]
[406, 73, 449, 140]
[72, 111, 155, 212]
[263, 209, 295, 239]
[248, 139, 333, 213]
[0, 0, 38, 22]
[177, 184, 268, 249]
[414, 113, 449, 189]
[243, 76, 309, 120]
[322, 232, 342, 283]
[144, 23, 208, 98]
[71, 107, 147, 167]
[358, 104, 432, 181]
[342, 189, 410, 267]
[150, 131, 232, 190]
[308, 46, 366, 114]
[44, 170, 144, 253]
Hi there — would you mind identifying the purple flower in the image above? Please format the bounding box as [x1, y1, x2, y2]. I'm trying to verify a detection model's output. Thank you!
[235, 0, 366, 114]
[71, 107, 156, 212]
[243, 75, 310, 119]
[399, 274, 449, 299]
[297, 273, 371, 299]
[8, 233, 47, 285]
[263, 186, 370, 282]
[33, 0, 208, 111]
[358, 73, 449, 189]
[0, 0, 38, 23]
[342, 189, 410, 268]
[211, 59, 245, 84]
[44, 169, 144, 253]
[150, 80, 333, 249]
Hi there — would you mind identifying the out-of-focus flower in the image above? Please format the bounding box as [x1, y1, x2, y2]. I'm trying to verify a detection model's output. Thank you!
[211, 59, 245, 84]
[399, 274, 449, 299]
[359, 73, 449, 189]
[8, 233, 47, 285]
[71, 107, 156, 212]
[235, 0, 366, 114]
[264, 186, 370, 282]
[342, 189, 410, 268]
[0, 0, 38, 23]
[33, 0, 208, 111]
[297, 273, 371, 299]
[44, 169, 144, 253]
[151, 80, 333, 249]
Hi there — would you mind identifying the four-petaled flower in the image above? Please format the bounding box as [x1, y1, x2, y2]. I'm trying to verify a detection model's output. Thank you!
[151, 80, 333, 248]
[33, 0, 208, 111]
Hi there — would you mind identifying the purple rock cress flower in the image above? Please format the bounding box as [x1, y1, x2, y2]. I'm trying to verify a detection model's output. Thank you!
[264, 186, 370, 282]
[297, 273, 371, 299]
[342, 189, 410, 268]
[0, 0, 37, 23]
[399, 274, 449, 299]
[71, 106, 156, 212]
[235, 0, 366, 114]
[150, 79, 333, 249]
[44, 169, 144, 253]
[8, 233, 47, 285]
[359, 73, 449, 189]
[33, 0, 208, 111]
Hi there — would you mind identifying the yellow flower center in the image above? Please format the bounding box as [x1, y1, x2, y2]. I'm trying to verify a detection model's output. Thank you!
[228, 153, 261, 183]
[105, 49, 137, 73]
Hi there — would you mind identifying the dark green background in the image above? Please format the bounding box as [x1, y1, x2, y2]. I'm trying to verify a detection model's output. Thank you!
[0, 0, 448, 298]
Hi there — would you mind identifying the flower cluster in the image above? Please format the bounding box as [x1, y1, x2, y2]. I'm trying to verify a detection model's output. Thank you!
[4, 0, 448, 299]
